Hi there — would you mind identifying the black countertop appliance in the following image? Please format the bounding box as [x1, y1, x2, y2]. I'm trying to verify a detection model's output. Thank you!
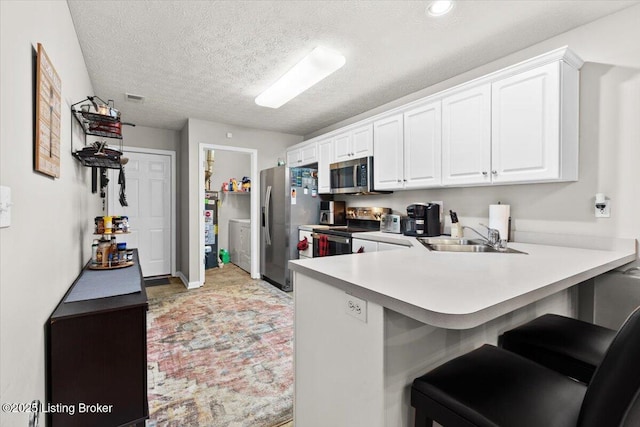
[405, 203, 440, 237]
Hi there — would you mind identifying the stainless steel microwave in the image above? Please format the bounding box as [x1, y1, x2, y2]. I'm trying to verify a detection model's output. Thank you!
[330, 156, 389, 195]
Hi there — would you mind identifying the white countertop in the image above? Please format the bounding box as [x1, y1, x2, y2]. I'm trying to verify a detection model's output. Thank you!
[289, 235, 636, 329]
[298, 224, 330, 231]
[352, 230, 414, 246]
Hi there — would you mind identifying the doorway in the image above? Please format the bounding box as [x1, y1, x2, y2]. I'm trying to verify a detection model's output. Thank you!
[198, 144, 259, 285]
[108, 146, 176, 277]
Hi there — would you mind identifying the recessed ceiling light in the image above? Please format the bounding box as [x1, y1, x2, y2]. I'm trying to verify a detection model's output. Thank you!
[255, 46, 346, 109]
[427, 0, 454, 17]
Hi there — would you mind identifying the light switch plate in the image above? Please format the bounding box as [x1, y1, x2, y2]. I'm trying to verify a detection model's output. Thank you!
[344, 293, 367, 323]
[0, 186, 11, 228]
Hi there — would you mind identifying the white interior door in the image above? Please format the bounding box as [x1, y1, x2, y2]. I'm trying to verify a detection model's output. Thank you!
[108, 151, 172, 277]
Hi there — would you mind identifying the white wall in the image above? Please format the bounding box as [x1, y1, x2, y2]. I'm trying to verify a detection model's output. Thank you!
[209, 150, 251, 251]
[122, 124, 179, 153]
[179, 124, 190, 281]
[0, 1, 101, 424]
[325, 5, 640, 263]
[183, 118, 303, 283]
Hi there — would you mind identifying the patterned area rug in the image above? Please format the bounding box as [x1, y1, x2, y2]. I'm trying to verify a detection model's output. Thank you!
[146, 279, 293, 426]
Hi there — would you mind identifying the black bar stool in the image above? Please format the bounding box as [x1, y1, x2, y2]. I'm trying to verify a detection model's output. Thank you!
[499, 313, 616, 383]
[411, 306, 640, 427]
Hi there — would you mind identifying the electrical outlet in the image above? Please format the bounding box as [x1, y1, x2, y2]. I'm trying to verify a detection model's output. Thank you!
[595, 201, 610, 218]
[344, 293, 367, 323]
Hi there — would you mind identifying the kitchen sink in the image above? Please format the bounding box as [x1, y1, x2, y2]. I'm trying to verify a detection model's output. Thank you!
[417, 237, 527, 254]
[418, 237, 477, 245]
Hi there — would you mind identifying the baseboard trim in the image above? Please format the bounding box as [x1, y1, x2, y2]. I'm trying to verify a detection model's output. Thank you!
[176, 271, 202, 289]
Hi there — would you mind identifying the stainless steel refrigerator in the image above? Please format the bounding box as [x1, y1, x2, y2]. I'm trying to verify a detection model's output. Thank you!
[261, 165, 319, 291]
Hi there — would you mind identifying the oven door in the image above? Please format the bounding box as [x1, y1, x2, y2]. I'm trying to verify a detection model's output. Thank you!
[312, 232, 351, 257]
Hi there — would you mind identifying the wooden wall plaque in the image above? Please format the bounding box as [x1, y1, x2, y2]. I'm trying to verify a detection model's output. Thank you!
[35, 43, 62, 178]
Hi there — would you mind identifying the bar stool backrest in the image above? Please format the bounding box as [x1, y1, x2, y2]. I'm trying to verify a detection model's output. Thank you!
[578, 306, 640, 427]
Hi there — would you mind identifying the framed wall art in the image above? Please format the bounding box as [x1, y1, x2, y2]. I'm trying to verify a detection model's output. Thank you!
[35, 43, 62, 178]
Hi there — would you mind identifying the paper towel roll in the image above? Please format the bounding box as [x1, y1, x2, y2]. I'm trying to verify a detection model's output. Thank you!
[489, 204, 510, 241]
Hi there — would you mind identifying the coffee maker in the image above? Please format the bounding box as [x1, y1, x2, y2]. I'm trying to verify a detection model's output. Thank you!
[404, 203, 440, 237]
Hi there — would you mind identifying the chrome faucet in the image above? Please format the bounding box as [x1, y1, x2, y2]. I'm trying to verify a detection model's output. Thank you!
[462, 224, 502, 249]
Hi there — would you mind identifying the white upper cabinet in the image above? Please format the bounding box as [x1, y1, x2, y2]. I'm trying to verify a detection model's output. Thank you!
[442, 84, 492, 186]
[491, 62, 567, 183]
[333, 132, 352, 162]
[309, 47, 582, 189]
[404, 100, 442, 189]
[334, 124, 373, 162]
[287, 140, 318, 167]
[352, 125, 373, 158]
[374, 102, 443, 191]
[317, 138, 333, 194]
[442, 57, 579, 186]
[373, 114, 404, 190]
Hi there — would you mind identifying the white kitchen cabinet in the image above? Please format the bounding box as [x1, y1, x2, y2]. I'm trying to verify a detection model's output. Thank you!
[441, 84, 492, 186]
[294, 47, 582, 190]
[491, 61, 577, 183]
[334, 123, 373, 162]
[442, 60, 579, 186]
[403, 100, 442, 189]
[352, 238, 379, 254]
[374, 102, 442, 191]
[298, 229, 313, 258]
[229, 219, 251, 273]
[373, 114, 404, 190]
[317, 138, 333, 194]
[287, 141, 318, 167]
[352, 238, 407, 253]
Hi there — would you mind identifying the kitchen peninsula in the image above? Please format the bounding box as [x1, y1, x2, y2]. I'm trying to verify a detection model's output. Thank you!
[289, 234, 636, 427]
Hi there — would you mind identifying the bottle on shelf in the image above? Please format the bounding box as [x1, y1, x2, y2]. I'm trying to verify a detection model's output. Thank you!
[97, 238, 110, 266]
[91, 240, 99, 265]
[104, 216, 113, 234]
[110, 236, 118, 265]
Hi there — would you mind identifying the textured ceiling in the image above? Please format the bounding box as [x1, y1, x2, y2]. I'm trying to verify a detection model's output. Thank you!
[67, 0, 637, 137]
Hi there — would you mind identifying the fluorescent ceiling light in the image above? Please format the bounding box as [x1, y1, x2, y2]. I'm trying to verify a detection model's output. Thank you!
[255, 47, 346, 109]
[427, 0, 454, 17]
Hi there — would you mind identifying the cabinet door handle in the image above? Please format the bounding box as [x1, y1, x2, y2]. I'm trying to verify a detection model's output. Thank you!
[403, 179, 407, 182]
[492, 170, 497, 175]
[397, 179, 402, 183]
[482, 171, 488, 176]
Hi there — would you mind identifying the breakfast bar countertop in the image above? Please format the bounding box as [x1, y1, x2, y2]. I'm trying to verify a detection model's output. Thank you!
[289, 234, 637, 329]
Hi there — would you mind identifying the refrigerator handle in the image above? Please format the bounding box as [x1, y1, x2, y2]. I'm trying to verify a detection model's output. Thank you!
[265, 185, 272, 246]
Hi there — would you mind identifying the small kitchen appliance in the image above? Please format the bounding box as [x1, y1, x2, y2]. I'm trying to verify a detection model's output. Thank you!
[380, 213, 407, 234]
[404, 203, 440, 237]
[319, 200, 346, 225]
[329, 156, 390, 195]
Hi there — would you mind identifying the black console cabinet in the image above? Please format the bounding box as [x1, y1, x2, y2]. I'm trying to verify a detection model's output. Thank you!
[46, 250, 148, 427]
